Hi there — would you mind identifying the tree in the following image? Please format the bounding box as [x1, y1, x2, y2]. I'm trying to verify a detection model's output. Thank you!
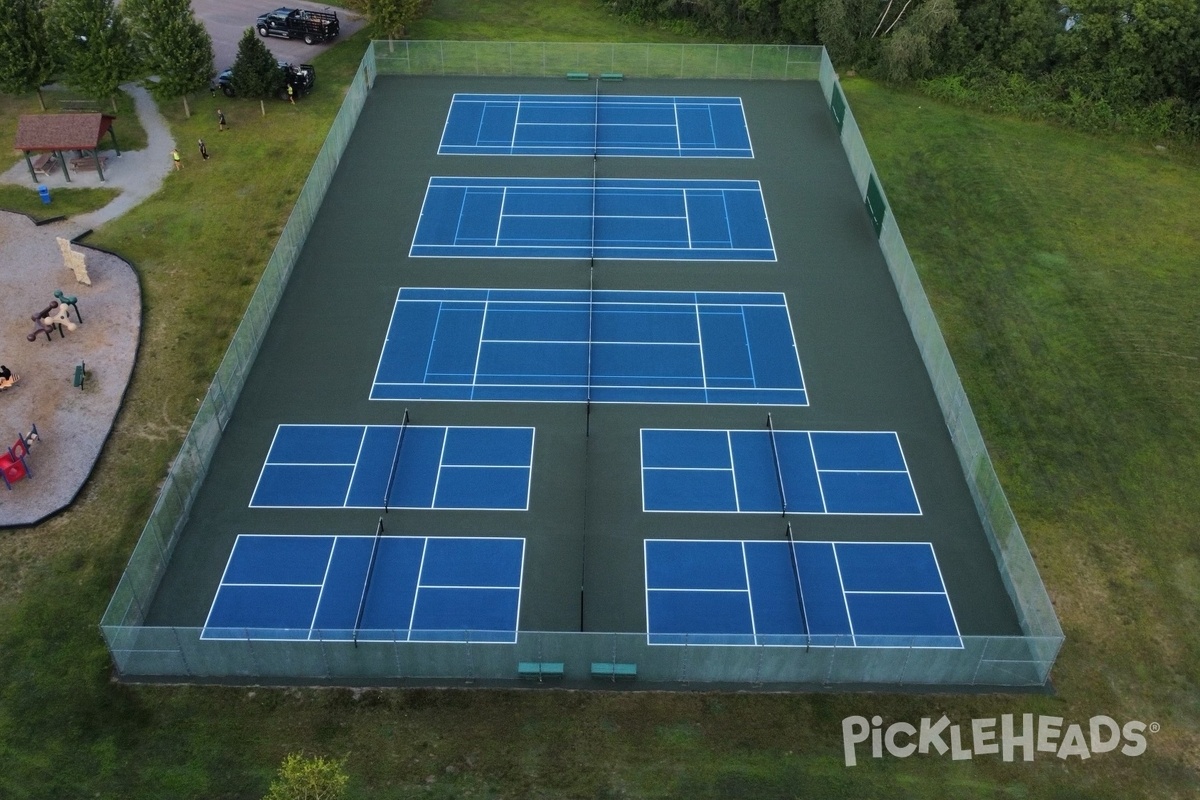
[47, 0, 137, 111]
[124, 0, 214, 117]
[878, 0, 958, 80]
[0, 0, 59, 109]
[230, 26, 283, 116]
[364, 0, 433, 41]
[263, 754, 349, 800]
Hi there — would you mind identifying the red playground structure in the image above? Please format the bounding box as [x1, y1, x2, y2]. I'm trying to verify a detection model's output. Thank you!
[0, 425, 39, 490]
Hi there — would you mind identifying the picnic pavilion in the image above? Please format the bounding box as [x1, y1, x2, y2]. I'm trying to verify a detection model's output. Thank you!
[14, 113, 120, 184]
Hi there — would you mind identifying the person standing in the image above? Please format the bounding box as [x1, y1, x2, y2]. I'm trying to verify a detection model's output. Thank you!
[287, 83, 295, 104]
[217, 108, 227, 132]
[171, 148, 182, 170]
[198, 139, 209, 160]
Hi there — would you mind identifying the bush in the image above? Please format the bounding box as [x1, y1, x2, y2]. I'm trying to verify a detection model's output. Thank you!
[262, 754, 349, 800]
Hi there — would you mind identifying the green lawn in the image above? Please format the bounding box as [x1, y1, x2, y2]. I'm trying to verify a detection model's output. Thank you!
[1, 5, 1198, 799]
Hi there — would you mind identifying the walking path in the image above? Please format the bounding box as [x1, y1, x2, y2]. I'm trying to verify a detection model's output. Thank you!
[0, 81, 162, 526]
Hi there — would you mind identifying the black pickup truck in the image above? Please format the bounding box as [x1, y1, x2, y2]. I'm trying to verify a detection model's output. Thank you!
[255, 7, 339, 45]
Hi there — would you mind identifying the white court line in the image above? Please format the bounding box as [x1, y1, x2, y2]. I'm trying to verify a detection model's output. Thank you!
[340, 426, 370, 508]
[306, 538, 341, 639]
[429, 427, 450, 510]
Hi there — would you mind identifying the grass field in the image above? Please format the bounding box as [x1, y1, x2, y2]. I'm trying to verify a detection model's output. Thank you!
[0, 3, 1198, 798]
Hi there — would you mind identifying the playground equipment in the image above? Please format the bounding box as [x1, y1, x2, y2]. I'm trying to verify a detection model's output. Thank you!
[27, 301, 66, 342]
[54, 290, 82, 323]
[56, 237, 92, 285]
[0, 425, 39, 490]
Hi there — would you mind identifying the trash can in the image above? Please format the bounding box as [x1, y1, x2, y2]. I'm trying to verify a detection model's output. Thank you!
[37, 184, 51, 205]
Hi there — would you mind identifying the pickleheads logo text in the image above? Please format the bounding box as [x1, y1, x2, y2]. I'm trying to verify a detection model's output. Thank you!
[842, 715, 1157, 766]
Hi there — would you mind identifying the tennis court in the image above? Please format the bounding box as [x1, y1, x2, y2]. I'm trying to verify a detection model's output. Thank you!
[105, 55, 1059, 688]
[410, 177, 775, 260]
[371, 288, 805, 404]
[440, 93, 754, 157]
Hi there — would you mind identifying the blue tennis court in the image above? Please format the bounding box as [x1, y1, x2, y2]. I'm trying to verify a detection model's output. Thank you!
[202, 534, 524, 642]
[371, 288, 807, 405]
[645, 539, 960, 647]
[641, 428, 919, 514]
[439, 93, 753, 157]
[410, 177, 775, 261]
[250, 424, 534, 510]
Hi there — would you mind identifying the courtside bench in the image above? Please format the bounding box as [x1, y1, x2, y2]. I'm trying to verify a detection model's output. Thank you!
[566, 72, 589, 80]
[518, 661, 565, 681]
[591, 661, 637, 680]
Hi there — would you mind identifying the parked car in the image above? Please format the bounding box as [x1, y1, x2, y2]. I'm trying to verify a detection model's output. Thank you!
[214, 61, 316, 99]
[255, 7, 339, 44]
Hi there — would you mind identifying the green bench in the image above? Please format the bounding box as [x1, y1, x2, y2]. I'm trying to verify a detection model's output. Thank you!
[72, 362, 86, 390]
[518, 661, 564, 680]
[566, 72, 589, 81]
[600, 72, 624, 81]
[590, 661, 637, 680]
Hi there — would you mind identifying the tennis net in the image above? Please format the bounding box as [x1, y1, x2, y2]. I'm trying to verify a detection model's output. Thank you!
[352, 516, 386, 646]
[766, 412, 788, 517]
[585, 78, 600, 434]
[383, 408, 410, 512]
[785, 521, 811, 651]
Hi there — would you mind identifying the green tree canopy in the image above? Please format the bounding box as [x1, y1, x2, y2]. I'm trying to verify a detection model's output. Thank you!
[349, 0, 433, 39]
[0, 0, 59, 108]
[47, 0, 137, 107]
[230, 26, 283, 112]
[125, 0, 213, 115]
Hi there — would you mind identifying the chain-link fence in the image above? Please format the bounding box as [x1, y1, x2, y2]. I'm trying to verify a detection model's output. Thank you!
[371, 40, 823, 80]
[101, 42, 1062, 688]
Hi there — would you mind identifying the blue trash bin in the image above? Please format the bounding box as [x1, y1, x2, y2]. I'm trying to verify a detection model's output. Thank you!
[37, 184, 51, 205]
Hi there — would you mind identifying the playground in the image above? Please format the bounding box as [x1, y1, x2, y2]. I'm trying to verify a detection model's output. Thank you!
[0, 211, 141, 526]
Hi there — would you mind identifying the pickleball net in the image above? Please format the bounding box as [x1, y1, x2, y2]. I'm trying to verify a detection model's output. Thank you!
[383, 408, 410, 512]
[766, 412, 788, 517]
[353, 515, 386, 646]
[785, 521, 811, 651]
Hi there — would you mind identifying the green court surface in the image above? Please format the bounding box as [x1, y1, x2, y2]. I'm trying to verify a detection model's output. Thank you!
[105, 46, 1061, 688]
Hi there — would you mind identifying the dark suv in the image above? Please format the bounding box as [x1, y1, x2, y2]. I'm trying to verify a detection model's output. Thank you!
[213, 61, 315, 99]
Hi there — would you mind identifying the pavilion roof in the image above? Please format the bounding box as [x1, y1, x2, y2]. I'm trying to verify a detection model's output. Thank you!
[14, 113, 116, 152]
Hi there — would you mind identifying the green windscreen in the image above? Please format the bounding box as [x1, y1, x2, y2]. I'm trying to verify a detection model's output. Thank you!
[830, 84, 846, 132]
[865, 174, 887, 236]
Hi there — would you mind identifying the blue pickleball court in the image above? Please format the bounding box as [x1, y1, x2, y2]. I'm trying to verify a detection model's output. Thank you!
[250, 424, 534, 510]
[641, 428, 920, 514]
[202, 534, 524, 642]
[439, 93, 754, 157]
[645, 539, 961, 648]
[371, 288, 807, 405]
[410, 177, 775, 261]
